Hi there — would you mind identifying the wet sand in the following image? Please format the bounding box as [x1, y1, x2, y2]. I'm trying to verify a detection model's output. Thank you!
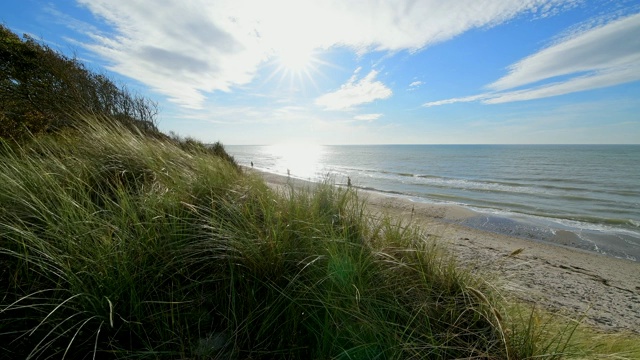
[255, 170, 640, 334]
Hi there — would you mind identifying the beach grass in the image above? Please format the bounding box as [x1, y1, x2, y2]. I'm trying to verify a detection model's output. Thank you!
[1, 116, 638, 359]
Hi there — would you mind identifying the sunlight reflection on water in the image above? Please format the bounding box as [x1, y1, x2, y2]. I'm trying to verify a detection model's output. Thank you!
[262, 144, 325, 179]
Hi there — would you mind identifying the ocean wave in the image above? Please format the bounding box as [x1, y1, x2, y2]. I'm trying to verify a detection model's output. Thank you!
[358, 183, 640, 234]
[326, 168, 640, 199]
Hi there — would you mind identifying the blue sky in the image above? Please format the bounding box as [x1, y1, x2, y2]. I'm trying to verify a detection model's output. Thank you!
[3, 0, 640, 144]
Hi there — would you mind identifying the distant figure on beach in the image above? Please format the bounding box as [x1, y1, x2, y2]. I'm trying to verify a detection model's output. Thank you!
[251, 161, 253, 168]
[287, 169, 290, 177]
[347, 177, 351, 187]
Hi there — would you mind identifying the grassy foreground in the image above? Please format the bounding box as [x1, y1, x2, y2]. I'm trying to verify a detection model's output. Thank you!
[0, 118, 637, 359]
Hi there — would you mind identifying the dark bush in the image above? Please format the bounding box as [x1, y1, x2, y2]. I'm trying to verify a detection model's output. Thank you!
[0, 25, 158, 141]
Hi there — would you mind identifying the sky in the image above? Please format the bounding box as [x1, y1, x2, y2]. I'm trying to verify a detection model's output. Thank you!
[3, 0, 640, 145]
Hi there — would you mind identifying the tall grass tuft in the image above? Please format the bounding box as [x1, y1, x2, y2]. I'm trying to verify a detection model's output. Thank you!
[1, 115, 637, 359]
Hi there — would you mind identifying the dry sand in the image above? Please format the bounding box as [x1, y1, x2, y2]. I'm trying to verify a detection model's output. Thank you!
[255, 170, 640, 334]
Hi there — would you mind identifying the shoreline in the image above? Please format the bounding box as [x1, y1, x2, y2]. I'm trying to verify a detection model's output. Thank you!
[252, 168, 640, 334]
[251, 166, 640, 262]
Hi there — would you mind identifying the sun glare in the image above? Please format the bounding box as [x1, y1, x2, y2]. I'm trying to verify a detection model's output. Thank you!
[277, 47, 314, 73]
[265, 45, 327, 89]
[266, 143, 325, 179]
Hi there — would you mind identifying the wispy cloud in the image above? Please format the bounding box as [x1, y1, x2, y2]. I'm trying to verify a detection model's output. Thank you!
[408, 81, 424, 90]
[315, 69, 392, 110]
[425, 12, 640, 106]
[489, 12, 640, 91]
[70, 0, 574, 108]
[45, 4, 101, 36]
[354, 113, 383, 121]
[423, 94, 491, 107]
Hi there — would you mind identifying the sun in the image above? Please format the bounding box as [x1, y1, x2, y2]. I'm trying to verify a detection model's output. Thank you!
[265, 45, 326, 89]
[277, 46, 314, 73]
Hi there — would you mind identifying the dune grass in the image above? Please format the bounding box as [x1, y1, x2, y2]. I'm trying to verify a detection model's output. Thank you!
[1, 116, 638, 359]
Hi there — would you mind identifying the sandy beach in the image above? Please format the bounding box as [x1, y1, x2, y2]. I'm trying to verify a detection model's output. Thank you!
[256, 170, 640, 334]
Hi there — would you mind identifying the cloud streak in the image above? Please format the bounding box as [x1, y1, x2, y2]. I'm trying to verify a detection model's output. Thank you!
[425, 12, 640, 106]
[71, 0, 573, 108]
[354, 113, 383, 121]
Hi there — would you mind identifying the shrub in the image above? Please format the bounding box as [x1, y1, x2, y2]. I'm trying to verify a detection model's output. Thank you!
[0, 25, 158, 141]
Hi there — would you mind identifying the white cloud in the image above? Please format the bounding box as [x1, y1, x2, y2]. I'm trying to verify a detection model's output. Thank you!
[76, 0, 266, 108]
[409, 81, 423, 89]
[315, 70, 392, 110]
[485, 63, 640, 103]
[354, 113, 383, 121]
[72, 0, 573, 108]
[425, 12, 640, 106]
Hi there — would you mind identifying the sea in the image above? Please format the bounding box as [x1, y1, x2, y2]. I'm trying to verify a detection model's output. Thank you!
[226, 144, 640, 262]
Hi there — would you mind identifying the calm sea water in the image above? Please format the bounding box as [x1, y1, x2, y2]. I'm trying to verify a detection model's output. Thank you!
[226, 145, 640, 261]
